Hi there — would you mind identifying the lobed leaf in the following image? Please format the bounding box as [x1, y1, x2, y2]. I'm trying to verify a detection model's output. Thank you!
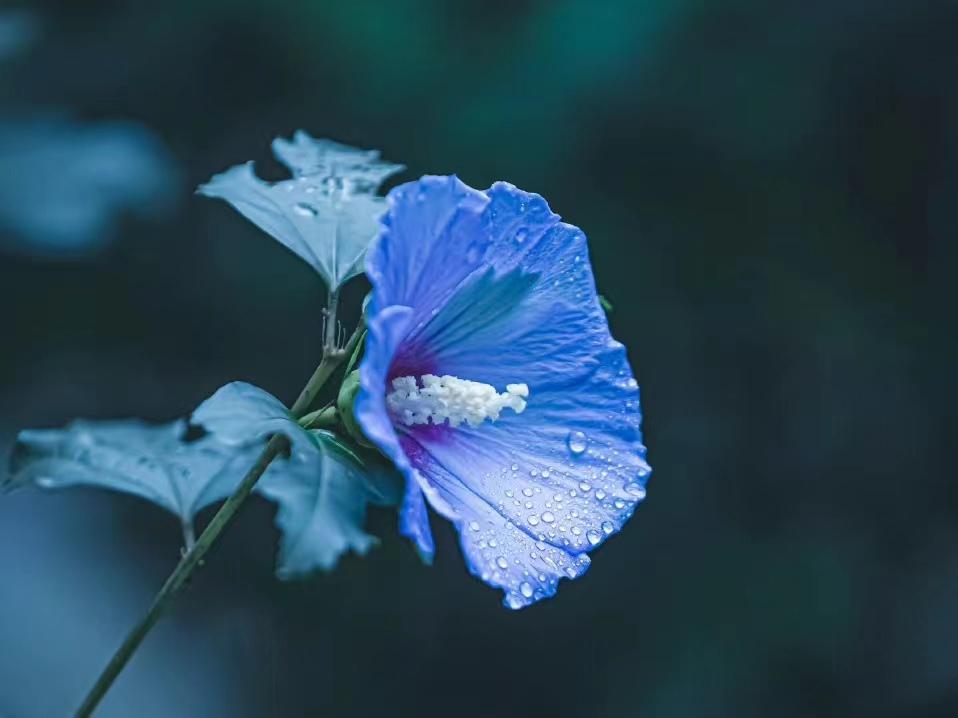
[4, 419, 254, 527]
[193, 381, 403, 576]
[197, 131, 404, 291]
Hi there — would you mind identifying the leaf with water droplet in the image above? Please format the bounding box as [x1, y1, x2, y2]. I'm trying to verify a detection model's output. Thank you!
[198, 131, 404, 291]
[3, 419, 256, 540]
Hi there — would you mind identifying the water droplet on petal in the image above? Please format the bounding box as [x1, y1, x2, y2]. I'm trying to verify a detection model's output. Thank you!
[522, 487, 534, 497]
[601, 520, 614, 534]
[624, 482, 647, 499]
[469, 521, 480, 531]
[541, 511, 555, 523]
[496, 556, 509, 569]
[579, 481, 592, 492]
[567, 431, 587, 455]
[595, 489, 607, 500]
[587, 530, 602, 546]
[515, 228, 528, 243]
[520, 581, 534, 598]
[528, 514, 540, 526]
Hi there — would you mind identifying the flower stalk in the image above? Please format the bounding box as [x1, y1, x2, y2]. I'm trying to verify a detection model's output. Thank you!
[75, 293, 362, 717]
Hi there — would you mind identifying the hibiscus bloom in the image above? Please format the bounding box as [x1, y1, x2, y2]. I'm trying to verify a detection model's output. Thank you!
[356, 176, 650, 609]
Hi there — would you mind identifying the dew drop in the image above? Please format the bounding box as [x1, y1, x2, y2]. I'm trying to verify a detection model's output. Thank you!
[520, 581, 534, 598]
[293, 202, 318, 217]
[511, 463, 519, 471]
[566, 430, 587, 455]
[522, 487, 534, 497]
[515, 228, 528, 243]
[469, 521, 480, 532]
[541, 511, 555, 524]
[571, 526, 582, 536]
[587, 530, 602, 546]
[595, 489, 607, 500]
[579, 481, 592, 492]
[624, 482, 647, 499]
[528, 514, 540, 526]
[601, 520, 614, 535]
[496, 556, 509, 569]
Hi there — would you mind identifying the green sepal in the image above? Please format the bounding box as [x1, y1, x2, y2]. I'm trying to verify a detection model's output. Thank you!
[337, 369, 374, 448]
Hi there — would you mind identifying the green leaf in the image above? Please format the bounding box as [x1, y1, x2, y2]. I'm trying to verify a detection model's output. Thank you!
[191, 381, 317, 454]
[4, 419, 254, 529]
[258, 431, 402, 577]
[197, 132, 404, 291]
[193, 381, 402, 576]
[599, 294, 614, 313]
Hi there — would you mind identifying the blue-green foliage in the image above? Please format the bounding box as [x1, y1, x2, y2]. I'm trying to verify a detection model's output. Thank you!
[197, 131, 404, 291]
[5, 420, 254, 528]
[193, 381, 403, 575]
[5, 382, 402, 577]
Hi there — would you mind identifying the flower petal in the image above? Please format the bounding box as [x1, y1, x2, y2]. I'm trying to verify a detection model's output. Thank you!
[405, 444, 592, 609]
[366, 175, 490, 331]
[355, 303, 442, 560]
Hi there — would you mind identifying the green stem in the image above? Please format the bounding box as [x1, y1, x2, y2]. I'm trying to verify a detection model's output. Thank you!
[323, 289, 340, 353]
[75, 434, 288, 718]
[298, 405, 338, 429]
[75, 296, 363, 717]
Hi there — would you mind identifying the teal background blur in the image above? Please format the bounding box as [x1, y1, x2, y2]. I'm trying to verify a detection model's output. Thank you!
[0, 1, 954, 716]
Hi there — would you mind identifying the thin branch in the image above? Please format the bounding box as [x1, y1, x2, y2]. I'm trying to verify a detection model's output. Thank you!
[75, 296, 366, 717]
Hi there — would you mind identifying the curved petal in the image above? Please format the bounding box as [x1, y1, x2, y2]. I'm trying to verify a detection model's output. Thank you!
[354, 303, 439, 559]
[357, 177, 650, 608]
[366, 175, 490, 334]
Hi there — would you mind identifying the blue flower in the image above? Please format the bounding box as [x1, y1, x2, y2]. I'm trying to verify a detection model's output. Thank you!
[355, 176, 650, 609]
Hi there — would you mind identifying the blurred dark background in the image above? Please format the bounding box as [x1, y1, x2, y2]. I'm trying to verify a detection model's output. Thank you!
[0, 0, 954, 716]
